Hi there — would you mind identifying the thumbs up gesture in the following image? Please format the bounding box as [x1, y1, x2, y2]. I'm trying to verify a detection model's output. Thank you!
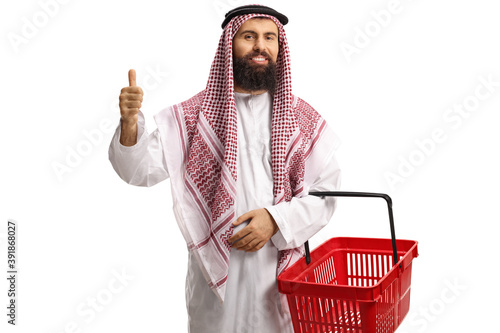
[119, 69, 144, 146]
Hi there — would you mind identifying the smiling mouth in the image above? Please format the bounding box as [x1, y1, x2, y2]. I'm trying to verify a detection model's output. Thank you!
[249, 56, 268, 64]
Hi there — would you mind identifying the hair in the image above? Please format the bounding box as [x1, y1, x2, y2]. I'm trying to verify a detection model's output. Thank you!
[233, 51, 277, 94]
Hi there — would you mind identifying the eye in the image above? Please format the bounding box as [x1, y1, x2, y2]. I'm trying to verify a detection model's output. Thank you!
[244, 34, 254, 40]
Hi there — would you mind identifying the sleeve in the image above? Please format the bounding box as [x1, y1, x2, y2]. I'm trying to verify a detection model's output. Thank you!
[266, 154, 341, 251]
[108, 111, 169, 187]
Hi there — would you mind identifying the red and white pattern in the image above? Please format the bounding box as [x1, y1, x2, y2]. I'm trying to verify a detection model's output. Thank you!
[165, 13, 329, 301]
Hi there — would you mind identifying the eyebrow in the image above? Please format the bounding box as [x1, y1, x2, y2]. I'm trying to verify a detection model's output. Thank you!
[239, 30, 278, 37]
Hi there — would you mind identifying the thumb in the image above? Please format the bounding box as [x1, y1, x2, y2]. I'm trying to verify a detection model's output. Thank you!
[128, 69, 137, 87]
[233, 210, 255, 226]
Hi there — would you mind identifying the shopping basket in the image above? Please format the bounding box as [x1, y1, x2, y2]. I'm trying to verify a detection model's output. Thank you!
[277, 191, 419, 333]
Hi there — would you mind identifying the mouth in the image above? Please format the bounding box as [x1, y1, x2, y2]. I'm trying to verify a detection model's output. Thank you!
[249, 56, 268, 64]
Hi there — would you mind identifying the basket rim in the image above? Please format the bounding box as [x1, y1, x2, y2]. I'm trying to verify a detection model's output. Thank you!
[277, 237, 418, 301]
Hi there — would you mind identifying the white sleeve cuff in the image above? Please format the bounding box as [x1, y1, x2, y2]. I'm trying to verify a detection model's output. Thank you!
[266, 203, 292, 250]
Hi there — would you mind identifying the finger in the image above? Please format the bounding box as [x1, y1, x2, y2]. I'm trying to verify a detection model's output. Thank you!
[121, 88, 143, 96]
[128, 69, 137, 87]
[241, 238, 262, 252]
[246, 241, 266, 252]
[121, 100, 142, 109]
[240, 237, 266, 252]
[125, 93, 143, 101]
[228, 226, 251, 243]
[232, 234, 257, 250]
[121, 86, 143, 94]
[119, 93, 143, 102]
[232, 210, 255, 226]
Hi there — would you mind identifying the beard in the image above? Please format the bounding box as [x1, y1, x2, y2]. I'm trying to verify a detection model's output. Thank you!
[233, 51, 277, 94]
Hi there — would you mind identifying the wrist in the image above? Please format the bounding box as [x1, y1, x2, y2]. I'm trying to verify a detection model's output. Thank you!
[264, 208, 279, 235]
[121, 117, 137, 128]
[119, 119, 138, 146]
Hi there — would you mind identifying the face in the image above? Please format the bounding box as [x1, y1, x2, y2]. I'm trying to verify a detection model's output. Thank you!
[232, 18, 279, 67]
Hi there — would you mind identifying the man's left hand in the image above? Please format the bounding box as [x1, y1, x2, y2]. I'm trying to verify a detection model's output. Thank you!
[229, 209, 279, 252]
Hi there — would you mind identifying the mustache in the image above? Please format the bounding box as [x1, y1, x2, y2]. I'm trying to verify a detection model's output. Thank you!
[242, 51, 273, 61]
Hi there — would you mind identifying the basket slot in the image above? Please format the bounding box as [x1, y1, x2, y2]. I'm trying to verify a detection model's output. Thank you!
[370, 254, 377, 282]
[291, 295, 365, 333]
[366, 254, 372, 286]
[362, 254, 368, 287]
[312, 256, 338, 285]
[291, 296, 363, 333]
[347, 251, 396, 287]
[334, 299, 362, 332]
[375, 279, 398, 332]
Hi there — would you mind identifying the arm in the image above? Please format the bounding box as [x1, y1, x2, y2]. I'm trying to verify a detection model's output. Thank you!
[228, 153, 341, 252]
[267, 154, 341, 250]
[108, 111, 169, 187]
[108, 69, 169, 187]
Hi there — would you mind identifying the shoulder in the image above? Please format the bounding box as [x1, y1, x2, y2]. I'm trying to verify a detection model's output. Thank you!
[180, 90, 205, 107]
[156, 90, 205, 118]
[154, 90, 205, 130]
[292, 95, 316, 114]
[174, 90, 205, 113]
[291, 94, 324, 132]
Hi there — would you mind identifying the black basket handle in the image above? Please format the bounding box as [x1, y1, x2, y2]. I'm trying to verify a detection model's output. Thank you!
[307, 191, 399, 267]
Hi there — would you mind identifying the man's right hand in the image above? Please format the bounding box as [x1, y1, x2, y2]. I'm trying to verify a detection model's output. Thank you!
[119, 69, 144, 146]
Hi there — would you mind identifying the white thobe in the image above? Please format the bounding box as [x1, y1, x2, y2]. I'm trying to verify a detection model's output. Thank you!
[109, 91, 341, 333]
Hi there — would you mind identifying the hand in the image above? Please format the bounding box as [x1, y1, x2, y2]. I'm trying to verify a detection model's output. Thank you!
[120, 69, 144, 146]
[119, 69, 143, 146]
[228, 209, 279, 252]
[119, 69, 144, 124]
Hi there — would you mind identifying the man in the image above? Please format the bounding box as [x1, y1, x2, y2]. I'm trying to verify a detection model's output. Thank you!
[109, 5, 341, 332]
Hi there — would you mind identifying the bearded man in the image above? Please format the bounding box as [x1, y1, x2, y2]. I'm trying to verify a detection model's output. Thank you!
[109, 4, 341, 332]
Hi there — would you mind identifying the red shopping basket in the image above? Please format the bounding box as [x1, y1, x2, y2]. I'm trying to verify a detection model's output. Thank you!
[277, 192, 419, 333]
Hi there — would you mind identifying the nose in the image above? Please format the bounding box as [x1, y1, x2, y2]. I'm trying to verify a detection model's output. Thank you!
[253, 37, 266, 53]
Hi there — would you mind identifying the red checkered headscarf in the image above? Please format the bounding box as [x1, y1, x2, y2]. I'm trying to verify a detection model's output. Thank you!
[169, 12, 326, 302]
[199, 12, 294, 198]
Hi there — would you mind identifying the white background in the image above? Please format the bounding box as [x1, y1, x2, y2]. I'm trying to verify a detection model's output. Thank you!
[2, 0, 499, 332]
